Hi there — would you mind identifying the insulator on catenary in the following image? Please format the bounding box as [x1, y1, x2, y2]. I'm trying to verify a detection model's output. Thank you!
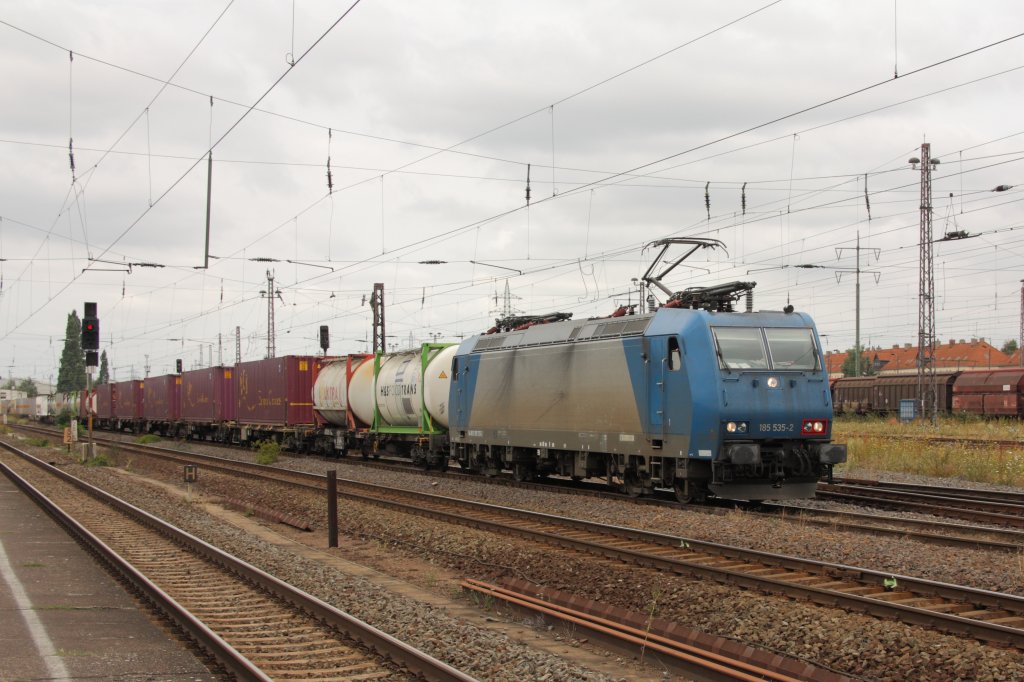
[68, 137, 76, 180]
[525, 164, 532, 206]
[864, 173, 871, 220]
[326, 128, 333, 192]
[741, 182, 746, 215]
[704, 181, 710, 221]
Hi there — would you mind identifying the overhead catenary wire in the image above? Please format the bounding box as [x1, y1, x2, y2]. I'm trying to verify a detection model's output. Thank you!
[0, 0, 363, 341]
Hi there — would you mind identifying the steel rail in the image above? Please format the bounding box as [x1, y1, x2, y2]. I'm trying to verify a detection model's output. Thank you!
[0, 442, 478, 682]
[837, 432, 1023, 450]
[461, 579, 839, 682]
[817, 485, 1024, 529]
[763, 502, 1024, 551]
[832, 476, 1024, 505]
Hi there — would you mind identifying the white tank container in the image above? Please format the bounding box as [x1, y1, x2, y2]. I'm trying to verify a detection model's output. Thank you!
[423, 345, 457, 428]
[348, 358, 376, 426]
[312, 359, 361, 427]
[376, 350, 424, 426]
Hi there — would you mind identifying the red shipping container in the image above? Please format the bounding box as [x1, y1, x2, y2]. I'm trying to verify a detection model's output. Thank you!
[181, 366, 235, 423]
[143, 374, 181, 421]
[235, 356, 317, 426]
[95, 384, 116, 420]
[114, 380, 144, 419]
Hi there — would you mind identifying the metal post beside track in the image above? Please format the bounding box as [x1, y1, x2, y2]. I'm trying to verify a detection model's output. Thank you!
[327, 470, 338, 548]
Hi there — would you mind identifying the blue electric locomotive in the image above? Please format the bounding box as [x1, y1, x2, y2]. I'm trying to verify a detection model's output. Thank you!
[448, 304, 846, 503]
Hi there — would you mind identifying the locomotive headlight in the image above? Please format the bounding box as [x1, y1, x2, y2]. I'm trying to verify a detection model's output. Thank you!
[726, 421, 737, 433]
[725, 421, 748, 434]
[766, 376, 780, 389]
[801, 419, 828, 435]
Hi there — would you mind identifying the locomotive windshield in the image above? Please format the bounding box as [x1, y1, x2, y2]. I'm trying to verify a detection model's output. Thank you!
[712, 326, 819, 371]
[765, 328, 819, 370]
[712, 327, 768, 369]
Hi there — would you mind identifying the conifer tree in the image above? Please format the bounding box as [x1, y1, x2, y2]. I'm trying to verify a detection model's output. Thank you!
[98, 350, 110, 384]
[56, 311, 86, 392]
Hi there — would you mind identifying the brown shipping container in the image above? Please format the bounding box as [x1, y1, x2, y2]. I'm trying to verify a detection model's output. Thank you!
[235, 356, 317, 426]
[143, 374, 181, 421]
[95, 384, 116, 419]
[114, 380, 144, 419]
[181, 367, 235, 422]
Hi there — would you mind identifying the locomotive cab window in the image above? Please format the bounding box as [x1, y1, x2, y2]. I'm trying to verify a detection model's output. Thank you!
[667, 337, 681, 371]
[712, 327, 768, 370]
[765, 328, 818, 370]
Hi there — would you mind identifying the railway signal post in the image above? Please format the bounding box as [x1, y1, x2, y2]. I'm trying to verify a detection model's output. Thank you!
[82, 302, 99, 460]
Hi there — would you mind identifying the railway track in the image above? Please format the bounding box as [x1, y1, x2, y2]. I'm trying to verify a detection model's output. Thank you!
[11, 423, 1024, 553]
[27, 429, 1024, 649]
[818, 479, 1024, 529]
[838, 432, 1024, 450]
[0, 441, 476, 682]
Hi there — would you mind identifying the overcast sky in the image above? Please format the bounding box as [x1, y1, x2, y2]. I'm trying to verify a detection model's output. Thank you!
[2, 0, 1023, 383]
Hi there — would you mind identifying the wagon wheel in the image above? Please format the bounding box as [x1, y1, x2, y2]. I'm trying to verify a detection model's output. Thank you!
[512, 463, 534, 482]
[673, 480, 707, 505]
[621, 469, 643, 497]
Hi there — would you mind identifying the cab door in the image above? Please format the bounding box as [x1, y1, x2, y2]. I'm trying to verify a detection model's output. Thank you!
[645, 336, 668, 441]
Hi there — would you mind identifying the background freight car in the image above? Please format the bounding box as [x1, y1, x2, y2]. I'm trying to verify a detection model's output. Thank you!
[953, 369, 1024, 417]
[833, 372, 958, 414]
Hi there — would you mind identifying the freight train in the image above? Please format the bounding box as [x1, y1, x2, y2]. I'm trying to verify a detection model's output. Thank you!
[6, 306, 846, 504]
[832, 368, 1024, 417]
[5, 240, 850, 502]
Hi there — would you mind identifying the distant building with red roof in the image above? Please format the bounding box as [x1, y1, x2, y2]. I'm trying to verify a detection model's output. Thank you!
[826, 338, 1014, 378]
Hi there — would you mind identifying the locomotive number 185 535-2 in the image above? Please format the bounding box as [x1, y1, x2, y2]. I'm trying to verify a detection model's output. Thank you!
[758, 423, 793, 433]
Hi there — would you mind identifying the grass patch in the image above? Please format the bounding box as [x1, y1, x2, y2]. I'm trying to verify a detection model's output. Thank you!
[22, 561, 44, 568]
[85, 453, 112, 467]
[835, 415, 1024, 486]
[25, 437, 49, 447]
[834, 414, 1024, 440]
[135, 434, 161, 444]
[254, 439, 281, 465]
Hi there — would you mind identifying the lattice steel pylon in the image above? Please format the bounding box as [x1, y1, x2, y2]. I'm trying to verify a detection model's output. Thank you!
[914, 144, 938, 421]
[370, 282, 385, 354]
[262, 270, 277, 359]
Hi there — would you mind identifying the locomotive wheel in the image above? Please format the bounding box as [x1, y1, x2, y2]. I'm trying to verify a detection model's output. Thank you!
[673, 480, 707, 504]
